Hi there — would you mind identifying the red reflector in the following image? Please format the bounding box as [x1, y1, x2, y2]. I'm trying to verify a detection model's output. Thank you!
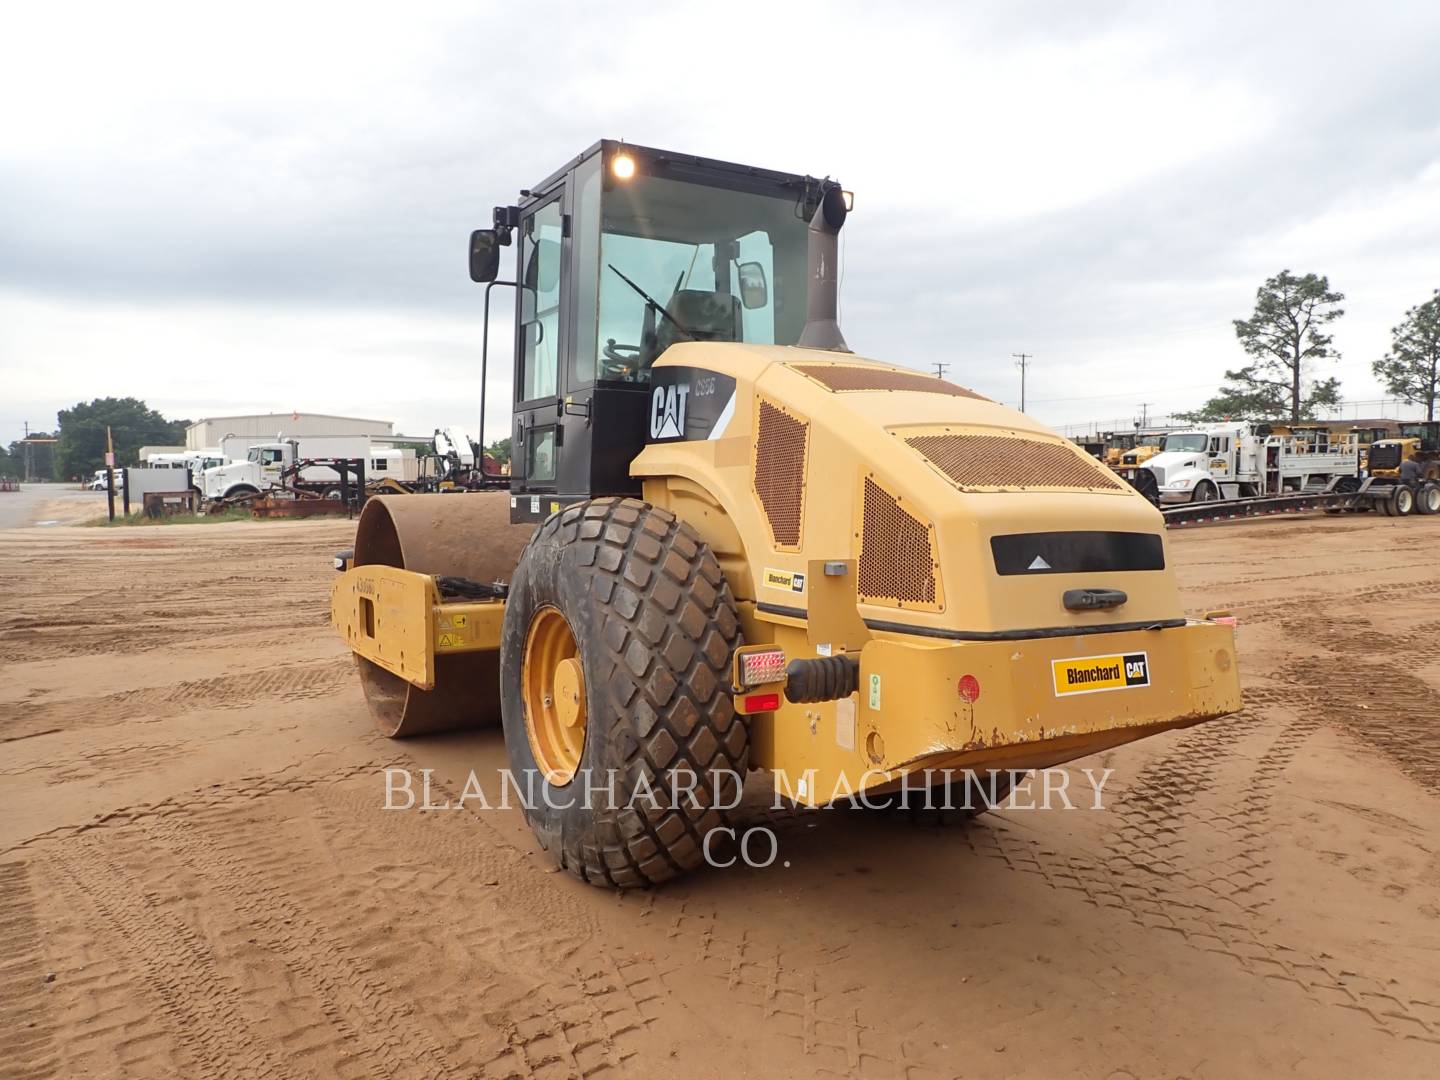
[957, 674, 981, 703]
[743, 692, 781, 712]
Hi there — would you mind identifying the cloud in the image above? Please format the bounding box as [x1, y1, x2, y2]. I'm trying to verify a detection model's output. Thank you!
[2, 0, 1439, 443]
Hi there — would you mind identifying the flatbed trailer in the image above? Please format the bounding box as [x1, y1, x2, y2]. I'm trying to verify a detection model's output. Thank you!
[207, 458, 369, 512]
[1162, 475, 1440, 527]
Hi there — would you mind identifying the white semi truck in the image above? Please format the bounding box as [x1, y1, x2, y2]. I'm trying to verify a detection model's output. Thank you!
[1143, 423, 1360, 504]
[201, 437, 415, 502]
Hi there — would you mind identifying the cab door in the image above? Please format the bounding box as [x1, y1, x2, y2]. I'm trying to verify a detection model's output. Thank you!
[511, 189, 568, 513]
[258, 446, 285, 485]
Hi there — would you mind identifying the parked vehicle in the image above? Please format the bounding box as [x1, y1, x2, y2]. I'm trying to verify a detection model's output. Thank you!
[1366, 421, 1440, 483]
[1142, 423, 1360, 504]
[202, 437, 414, 501]
[145, 451, 230, 493]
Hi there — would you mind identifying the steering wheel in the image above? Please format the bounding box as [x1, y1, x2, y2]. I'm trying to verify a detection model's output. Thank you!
[602, 338, 642, 380]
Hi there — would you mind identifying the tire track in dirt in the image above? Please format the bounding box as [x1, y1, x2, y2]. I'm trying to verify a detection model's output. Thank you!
[0, 660, 350, 745]
[308, 782, 658, 1078]
[954, 684, 1440, 1044]
[134, 808, 461, 1080]
[313, 773, 964, 1078]
[0, 607, 331, 665]
[1286, 657, 1440, 797]
[43, 837, 300, 1080]
[0, 861, 58, 1080]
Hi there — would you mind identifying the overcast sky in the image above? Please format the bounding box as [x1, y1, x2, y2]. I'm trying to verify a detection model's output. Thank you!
[3, 0, 1439, 448]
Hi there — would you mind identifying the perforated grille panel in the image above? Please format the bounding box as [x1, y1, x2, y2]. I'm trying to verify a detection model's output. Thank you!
[906, 433, 1126, 491]
[858, 477, 939, 607]
[753, 399, 808, 548]
[792, 364, 987, 400]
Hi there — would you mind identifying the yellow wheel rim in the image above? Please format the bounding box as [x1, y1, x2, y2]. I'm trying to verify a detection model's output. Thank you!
[521, 606, 586, 786]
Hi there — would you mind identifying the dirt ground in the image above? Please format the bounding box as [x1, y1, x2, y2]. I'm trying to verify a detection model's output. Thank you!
[2, 512, 1439, 1079]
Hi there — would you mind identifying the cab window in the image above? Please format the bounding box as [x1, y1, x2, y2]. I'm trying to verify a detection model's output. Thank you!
[591, 172, 807, 384]
[519, 199, 564, 403]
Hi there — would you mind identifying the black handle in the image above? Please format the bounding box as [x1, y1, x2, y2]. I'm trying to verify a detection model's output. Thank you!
[1064, 588, 1128, 611]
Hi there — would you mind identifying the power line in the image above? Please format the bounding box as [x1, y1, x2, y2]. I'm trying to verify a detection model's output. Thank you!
[1012, 353, 1032, 412]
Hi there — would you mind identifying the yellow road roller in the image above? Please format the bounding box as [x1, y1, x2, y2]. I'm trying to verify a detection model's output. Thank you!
[331, 140, 1241, 887]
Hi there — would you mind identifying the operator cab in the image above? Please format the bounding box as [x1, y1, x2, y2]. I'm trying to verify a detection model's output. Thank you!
[469, 140, 845, 523]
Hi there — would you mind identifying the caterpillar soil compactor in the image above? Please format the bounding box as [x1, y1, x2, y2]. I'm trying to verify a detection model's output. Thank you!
[330, 141, 1242, 887]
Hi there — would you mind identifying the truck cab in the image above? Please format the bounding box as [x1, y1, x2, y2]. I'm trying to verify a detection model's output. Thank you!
[202, 443, 290, 499]
[1145, 425, 1247, 503]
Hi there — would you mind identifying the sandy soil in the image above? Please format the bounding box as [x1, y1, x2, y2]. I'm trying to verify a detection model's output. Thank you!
[1, 513, 1438, 1079]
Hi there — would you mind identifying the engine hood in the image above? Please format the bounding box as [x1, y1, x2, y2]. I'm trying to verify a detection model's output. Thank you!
[1147, 452, 1205, 475]
[633, 343, 1184, 637]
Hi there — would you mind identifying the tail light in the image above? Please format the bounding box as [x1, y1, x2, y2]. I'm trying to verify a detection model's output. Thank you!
[736, 647, 787, 688]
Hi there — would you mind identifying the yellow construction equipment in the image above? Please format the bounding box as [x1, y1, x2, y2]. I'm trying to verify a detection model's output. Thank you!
[1117, 429, 1169, 467]
[330, 140, 1242, 887]
[1367, 422, 1440, 482]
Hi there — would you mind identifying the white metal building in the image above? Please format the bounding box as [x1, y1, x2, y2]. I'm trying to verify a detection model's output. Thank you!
[185, 413, 394, 450]
[137, 444, 185, 460]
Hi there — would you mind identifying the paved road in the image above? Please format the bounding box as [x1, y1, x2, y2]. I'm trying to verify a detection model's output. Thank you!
[0, 484, 108, 528]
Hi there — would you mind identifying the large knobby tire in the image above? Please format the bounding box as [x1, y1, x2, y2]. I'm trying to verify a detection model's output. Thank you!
[499, 497, 747, 888]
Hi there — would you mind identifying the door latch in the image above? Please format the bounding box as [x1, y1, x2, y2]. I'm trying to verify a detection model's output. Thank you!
[1063, 588, 1128, 611]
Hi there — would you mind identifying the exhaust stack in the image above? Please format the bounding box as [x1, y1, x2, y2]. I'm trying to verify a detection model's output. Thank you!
[796, 184, 851, 353]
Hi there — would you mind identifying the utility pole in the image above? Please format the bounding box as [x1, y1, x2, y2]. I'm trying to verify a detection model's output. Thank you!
[1138, 402, 1151, 428]
[1012, 353, 1032, 412]
[932, 362, 949, 379]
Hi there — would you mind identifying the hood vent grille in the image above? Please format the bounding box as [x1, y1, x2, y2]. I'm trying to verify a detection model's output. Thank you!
[906, 433, 1127, 492]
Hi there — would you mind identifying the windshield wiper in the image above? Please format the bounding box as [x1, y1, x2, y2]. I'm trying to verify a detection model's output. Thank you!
[607, 264, 693, 337]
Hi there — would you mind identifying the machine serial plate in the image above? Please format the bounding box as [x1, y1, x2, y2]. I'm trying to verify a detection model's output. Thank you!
[1051, 652, 1150, 696]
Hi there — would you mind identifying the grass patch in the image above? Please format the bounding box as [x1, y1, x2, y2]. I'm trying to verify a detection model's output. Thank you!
[84, 507, 256, 527]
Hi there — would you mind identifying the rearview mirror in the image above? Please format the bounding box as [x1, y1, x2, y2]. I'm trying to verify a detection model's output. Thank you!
[469, 229, 501, 283]
[737, 261, 768, 309]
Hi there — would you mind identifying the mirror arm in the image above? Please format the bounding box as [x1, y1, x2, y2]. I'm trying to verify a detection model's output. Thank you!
[478, 279, 517, 476]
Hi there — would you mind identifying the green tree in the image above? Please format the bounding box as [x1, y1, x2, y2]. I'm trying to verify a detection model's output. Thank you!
[484, 438, 511, 467]
[1372, 288, 1440, 421]
[55, 398, 189, 478]
[1185, 270, 1345, 423]
[5, 435, 57, 480]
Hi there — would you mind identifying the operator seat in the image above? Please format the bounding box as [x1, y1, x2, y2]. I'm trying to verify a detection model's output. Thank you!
[653, 289, 743, 358]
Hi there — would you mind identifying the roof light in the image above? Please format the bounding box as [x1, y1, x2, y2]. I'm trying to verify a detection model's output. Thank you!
[611, 153, 636, 180]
